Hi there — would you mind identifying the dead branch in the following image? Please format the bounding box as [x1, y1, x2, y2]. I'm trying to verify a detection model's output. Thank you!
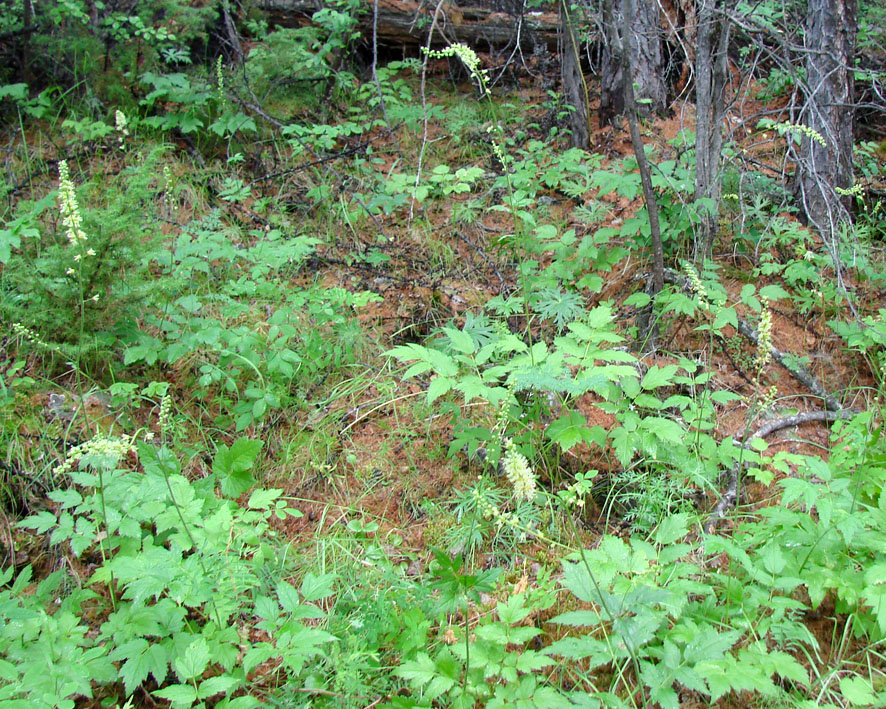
[704, 409, 855, 533]
[661, 268, 845, 411]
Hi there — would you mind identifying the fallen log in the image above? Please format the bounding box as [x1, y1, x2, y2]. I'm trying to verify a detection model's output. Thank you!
[258, 0, 562, 51]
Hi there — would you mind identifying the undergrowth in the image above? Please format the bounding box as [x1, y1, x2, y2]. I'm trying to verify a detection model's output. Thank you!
[0, 2, 885, 707]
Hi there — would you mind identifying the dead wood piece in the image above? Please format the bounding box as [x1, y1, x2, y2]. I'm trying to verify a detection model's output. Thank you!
[258, 0, 562, 50]
[704, 409, 856, 534]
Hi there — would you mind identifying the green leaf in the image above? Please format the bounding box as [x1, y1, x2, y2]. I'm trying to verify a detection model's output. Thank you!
[759, 284, 791, 301]
[427, 376, 454, 404]
[445, 327, 476, 355]
[173, 637, 210, 680]
[712, 307, 738, 331]
[300, 572, 336, 602]
[277, 579, 301, 614]
[546, 411, 593, 452]
[641, 416, 686, 444]
[641, 365, 679, 390]
[623, 292, 652, 308]
[839, 676, 877, 706]
[683, 627, 741, 666]
[118, 641, 169, 695]
[653, 513, 689, 545]
[153, 683, 199, 707]
[759, 542, 787, 575]
[198, 674, 241, 700]
[19, 510, 57, 533]
[247, 488, 283, 510]
[213, 438, 263, 498]
[396, 652, 440, 687]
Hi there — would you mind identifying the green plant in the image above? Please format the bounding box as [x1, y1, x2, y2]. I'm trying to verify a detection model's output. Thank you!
[393, 551, 571, 708]
[139, 70, 257, 144]
[1, 153, 162, 361]
[12, 430, 339, 708]
[550, 517, 813, 708]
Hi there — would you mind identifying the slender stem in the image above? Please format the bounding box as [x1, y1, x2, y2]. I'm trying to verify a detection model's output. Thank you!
[161, 459, 223, 627]
[95, 465, 117, 612]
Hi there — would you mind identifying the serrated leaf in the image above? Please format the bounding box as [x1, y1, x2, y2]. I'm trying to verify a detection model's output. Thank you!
[683, 627, 741, 666]
[174, 637, 210, 680]
[395, 652, 438, 686]
[641, 365, 679, 390]
[247, 488, 282, 510]
[642, 416, 686, 444]
[624, 292, 652, 308]
[546, 411, 592, 452]
[710, 390, 742, 404]
[653, 513, 689, 545]
[759, 284, 791, 301]
[300, 571, 336, 602]
[19, 510, 58, 533]
[153, 683, 199, 706]
[838, 676, 877, 705]
[712, 307, 738, 331]
[198, 674, 241, 700]
[445, 327, 476, 355]
[276, 579, 301, 614]
[427, 376, 454, 403]
[213, 438, 263, 498]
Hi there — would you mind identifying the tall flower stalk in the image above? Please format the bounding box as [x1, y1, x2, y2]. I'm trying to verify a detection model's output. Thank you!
[57, 160, 98, 392]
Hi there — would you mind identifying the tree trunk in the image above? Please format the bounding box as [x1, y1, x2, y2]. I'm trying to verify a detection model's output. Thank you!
[600, 0, 666, 126]
[693, 0, 729, 261]
[797, 0, 857, 238]
[560, 0, 590, 148]
[603, 0, 665, 349]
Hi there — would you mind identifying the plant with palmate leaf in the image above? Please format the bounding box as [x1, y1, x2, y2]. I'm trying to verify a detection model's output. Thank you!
[12, 422, 343, 708]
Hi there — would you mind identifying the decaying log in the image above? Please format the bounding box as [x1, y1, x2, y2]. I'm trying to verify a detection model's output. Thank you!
[258, 0, 562, 50]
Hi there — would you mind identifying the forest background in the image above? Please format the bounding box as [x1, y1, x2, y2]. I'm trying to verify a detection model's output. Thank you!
[0, 0, 885, 707]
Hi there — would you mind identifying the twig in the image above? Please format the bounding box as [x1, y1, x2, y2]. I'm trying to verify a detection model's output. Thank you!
[454, 229, 504, 285]
[411, 0, 449, 222]
[704, 409, 855, 533]
[232, 95, 389, 241]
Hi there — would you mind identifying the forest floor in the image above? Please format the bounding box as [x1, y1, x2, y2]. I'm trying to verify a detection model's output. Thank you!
[3, 59, 885, 707]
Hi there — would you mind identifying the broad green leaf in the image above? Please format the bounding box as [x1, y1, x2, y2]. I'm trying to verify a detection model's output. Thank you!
[153, 684, 199, 706]
[173, 637, 210, 680]
[546, 411, 592, 452]
[839, 676, 877, 706]
[623, 291, 652, 308]
[427, 376, 454, 404]
[19, 510, 57, 534]
[712, 307, 738, 331]
[641, 365, 679, 390]
[642, 416, 686, 444]
[300, 571, 336, 602]
[759, 284, 791, 301]
[683, 627, 741, 666]
[198, 674, 241, 700]
[213, 438, 263, 498]
[276, 579, 301, 614]
[396, 652, 442, 688]
[247, 488, 283, 510]
[445, 327, 476, 355]
[654, 513, 689, 545]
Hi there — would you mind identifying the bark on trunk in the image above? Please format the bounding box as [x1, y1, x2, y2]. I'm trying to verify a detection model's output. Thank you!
[560, 0, 590, 148]
[797, 0, 857, 237]
[600, 0, 666, 126]
[259, 0, 562, 50]
[693, 0, 729, 260]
